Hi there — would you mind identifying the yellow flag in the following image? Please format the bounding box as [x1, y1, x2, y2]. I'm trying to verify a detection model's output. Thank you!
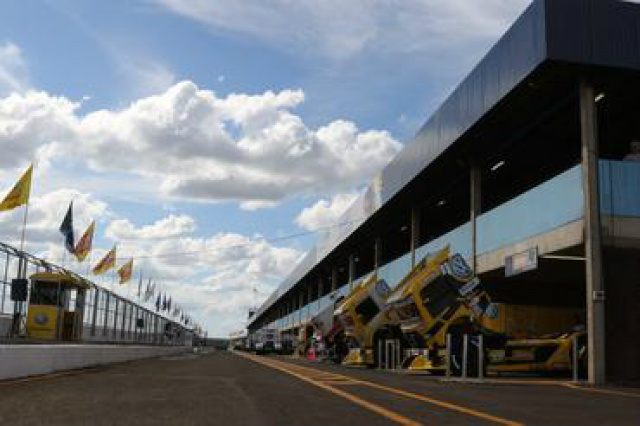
[92, 246, 116, 275]
[118, 259, 133, 285]
[74, 221, 95, 262]
[0, 165, 33, 212]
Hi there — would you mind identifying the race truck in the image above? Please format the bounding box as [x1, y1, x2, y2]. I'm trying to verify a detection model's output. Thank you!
[249, 328, 282, 355]
[333, 275, 401, 367]
[384, 247, 585, 376]
[308, 293, 346, 362]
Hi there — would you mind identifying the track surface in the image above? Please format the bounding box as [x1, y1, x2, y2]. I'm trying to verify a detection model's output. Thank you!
[0, 350, 638, 426]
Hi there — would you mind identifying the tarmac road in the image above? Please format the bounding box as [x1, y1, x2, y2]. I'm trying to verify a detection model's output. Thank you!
[0, 349, 638, 426]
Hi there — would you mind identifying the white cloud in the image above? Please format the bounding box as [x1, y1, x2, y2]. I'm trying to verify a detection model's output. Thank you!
[0, 188, 110, 251]
[106, 214, 196, 240]
[0, 186, 302, 336]
[295, 192, 359, 232]
[0, 91, 77, 171]
[154, 0, 530, 60]
[102, 223, 303, 336]
[0, 81, 401, 207]
[0, 41, 28, 95]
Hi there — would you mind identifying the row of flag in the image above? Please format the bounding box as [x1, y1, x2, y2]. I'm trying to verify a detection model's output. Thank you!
[60, 200, 131, 282]
[0, 164, 194, 327]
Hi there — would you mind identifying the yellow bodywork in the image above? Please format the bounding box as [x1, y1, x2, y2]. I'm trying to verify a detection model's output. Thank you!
[336, 275, 398, 367]
[30, 272, 91, 290]
[27, 305, 59, 340]
[27, 271, 88, 341]
[386, 247, 478, 347]
[481, 304, 581, 339]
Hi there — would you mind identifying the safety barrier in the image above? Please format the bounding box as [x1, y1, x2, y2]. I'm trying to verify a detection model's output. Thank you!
[0, 344, 190, 380]
[377, 339, 401, 370]
[445, 333, 582, 382]
[0, 241, 191, 345]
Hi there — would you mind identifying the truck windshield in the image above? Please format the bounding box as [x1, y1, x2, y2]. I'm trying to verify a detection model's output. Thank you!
[420, 276, 459, 318]
[355, 297, 379, 325]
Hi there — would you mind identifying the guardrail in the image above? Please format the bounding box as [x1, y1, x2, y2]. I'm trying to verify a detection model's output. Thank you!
[0, 241, 191, 346]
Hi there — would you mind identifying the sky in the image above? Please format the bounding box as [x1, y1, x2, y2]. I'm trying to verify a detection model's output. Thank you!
[0, 0, 531, 337]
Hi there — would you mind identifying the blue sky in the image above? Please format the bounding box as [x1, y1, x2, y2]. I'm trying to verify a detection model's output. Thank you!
[0, 0, 530, 336]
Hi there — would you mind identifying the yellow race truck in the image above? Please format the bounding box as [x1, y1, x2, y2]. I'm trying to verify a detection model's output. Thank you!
[333, 275, 398, 366]
[384, 247, 585, 376]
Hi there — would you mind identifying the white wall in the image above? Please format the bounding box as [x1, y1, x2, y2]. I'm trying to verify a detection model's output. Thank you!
[0, 314, 11, 336]
[0, 344, 189, 380]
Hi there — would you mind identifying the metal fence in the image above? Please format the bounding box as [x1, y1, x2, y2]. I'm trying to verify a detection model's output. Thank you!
[0, 241, 191, 345]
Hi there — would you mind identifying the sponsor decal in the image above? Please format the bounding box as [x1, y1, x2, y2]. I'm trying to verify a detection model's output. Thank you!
[375, 279, 391, 298]
[485, 303, 499, 319]
[458, 277, 480, 296]
[447, 254, 473, 281]
[34, 313, 49, 325]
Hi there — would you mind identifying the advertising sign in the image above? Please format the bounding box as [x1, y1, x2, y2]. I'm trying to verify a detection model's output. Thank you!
[505, 247, 538, 277]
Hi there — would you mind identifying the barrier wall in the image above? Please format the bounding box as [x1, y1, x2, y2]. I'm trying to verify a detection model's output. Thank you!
[0, 344, 190, 380]
[0, 315, 10, 336]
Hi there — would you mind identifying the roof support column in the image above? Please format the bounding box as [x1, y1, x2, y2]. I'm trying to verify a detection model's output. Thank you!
[317, 277, 323, 310]
[470, 162, 482, 273]
[580, 79, 606, 386]
[410, 207, 421, 269]
[348, 254, 356, 291]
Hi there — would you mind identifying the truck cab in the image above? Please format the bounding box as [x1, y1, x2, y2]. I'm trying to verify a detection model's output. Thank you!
[334, 275, 396, 366]
[384, 247, 492, 373]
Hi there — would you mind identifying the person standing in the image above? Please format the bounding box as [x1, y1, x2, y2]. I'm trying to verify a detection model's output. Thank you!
[623, 139, 640, 162]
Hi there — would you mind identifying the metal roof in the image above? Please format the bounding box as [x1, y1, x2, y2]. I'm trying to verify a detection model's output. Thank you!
[249, 0, 640, 328]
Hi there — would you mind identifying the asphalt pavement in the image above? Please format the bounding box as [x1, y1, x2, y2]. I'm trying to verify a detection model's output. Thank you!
[0, 349, 637, 426]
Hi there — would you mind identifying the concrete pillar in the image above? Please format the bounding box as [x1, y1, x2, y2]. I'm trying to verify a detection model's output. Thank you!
[470, 162, 482, 273]
[348, 254, 356, 291]
[374, 237, 382, 275]
[410, 207, 421, 268]
[580, 79, 606, 385]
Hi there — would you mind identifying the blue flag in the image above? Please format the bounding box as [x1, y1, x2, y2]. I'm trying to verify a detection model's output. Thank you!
[155, 293, 161, 311]
[59, 201, 75, 254]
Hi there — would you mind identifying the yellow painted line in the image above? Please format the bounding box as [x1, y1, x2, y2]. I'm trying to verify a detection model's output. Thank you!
[239, 353, 524, 426]
[284, 362, 522, 426]
[355, 377, 523, 426]
[238, 352, 421, 426]
[317, 380, 359, 386]
[562, 383, 640, 398]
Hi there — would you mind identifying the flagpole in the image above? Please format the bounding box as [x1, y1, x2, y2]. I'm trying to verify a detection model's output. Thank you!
[18, 200, 30, 254]
[61, 236, 68, 269]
